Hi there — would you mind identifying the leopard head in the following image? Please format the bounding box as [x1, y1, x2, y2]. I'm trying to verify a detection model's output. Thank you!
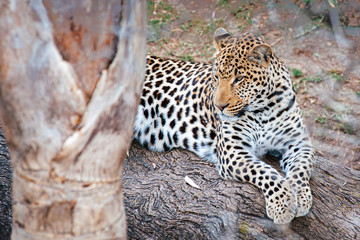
[212, 28, 273, 119]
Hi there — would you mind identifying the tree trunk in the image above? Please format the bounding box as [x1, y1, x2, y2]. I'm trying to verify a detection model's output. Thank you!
[124, 142, 360, 240]
[0, 126, 12, 240]
[0, 0, 145, 239]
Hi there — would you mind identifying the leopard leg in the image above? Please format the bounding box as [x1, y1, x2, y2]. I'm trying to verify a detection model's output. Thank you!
[280, 138, 315, 217]
[217, 122, 297, 224]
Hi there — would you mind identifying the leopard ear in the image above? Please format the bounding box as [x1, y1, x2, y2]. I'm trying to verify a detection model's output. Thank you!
[214, 28, 231, 50]
[247, 44, 272, 68]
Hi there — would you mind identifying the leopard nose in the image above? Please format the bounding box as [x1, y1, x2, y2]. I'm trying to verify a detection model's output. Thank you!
[215, 103, 229, 111]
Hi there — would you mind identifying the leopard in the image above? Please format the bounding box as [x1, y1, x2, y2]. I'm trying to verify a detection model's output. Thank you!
[133, 28, 315, 224]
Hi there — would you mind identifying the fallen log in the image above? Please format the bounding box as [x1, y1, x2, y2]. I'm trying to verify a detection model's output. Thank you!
[124, 142, 360, 240]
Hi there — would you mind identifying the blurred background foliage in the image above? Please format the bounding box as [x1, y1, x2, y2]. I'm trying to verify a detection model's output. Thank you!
[146, 0, 360, 170]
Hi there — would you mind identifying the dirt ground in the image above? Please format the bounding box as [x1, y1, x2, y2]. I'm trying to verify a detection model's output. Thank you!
[146, 0, 360, 170]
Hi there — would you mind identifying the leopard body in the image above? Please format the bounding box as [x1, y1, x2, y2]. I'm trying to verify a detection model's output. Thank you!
[133, 28, 315, 224]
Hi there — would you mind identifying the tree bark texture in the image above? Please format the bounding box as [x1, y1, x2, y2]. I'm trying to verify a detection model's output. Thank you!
[124, 142, 360, 240]
[0, 0, 146, 239]
[0, 126, 12, 240]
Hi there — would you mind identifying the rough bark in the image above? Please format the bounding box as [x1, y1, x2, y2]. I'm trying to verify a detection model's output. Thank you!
[0, 126, 12, 240]
[0, 0, 145, 239]
[124, 142, 360, 240]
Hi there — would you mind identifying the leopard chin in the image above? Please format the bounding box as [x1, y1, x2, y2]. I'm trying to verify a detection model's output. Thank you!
[217, 113, 239, 122]
[216, 105, 249, 121]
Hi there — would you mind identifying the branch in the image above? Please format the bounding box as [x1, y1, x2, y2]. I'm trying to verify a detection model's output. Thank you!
[124, 142, 360, 239]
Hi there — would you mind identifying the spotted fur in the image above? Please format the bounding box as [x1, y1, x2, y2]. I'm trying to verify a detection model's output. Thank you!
[133, 28, 315, 224]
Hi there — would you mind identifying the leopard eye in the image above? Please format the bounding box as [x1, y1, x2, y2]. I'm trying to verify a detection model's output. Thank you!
[233, 76, 243, 84]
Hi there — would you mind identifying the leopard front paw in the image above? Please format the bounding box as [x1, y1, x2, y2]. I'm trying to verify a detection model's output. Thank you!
[286, 177, 313, 217]
[295, 185, 312, 217]
[265, 182, 297, 224]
